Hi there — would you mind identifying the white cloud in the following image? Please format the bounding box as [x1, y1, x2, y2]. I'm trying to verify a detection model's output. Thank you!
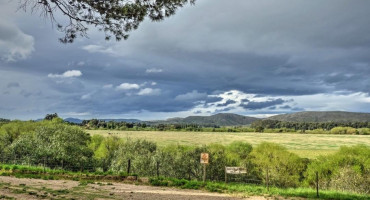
[103, 84, 113, 89]
[48, 70, 82, 78]
[0, 19, 34, 62]
[77, 61, 85, 66]
[82, 45, 115, 56]
[137, 88, 161, 96]
[151, 82, 157, 86]
[175, 90, 207, 101]
[185, 90, 370, 116]
[146, 68, 163, 73]
[116, 83, 140, 90]
[64, 112, 91, 116]
[81, 93, 92, 100]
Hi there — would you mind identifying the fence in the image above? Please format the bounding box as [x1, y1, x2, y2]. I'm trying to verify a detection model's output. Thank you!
[0, 156, 321, 198]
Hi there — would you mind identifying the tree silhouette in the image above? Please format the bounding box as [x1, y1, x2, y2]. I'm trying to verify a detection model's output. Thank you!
[19, 0, 195, 43]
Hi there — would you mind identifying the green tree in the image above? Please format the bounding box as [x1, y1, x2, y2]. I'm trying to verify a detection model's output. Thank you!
[44, 113, 59, 121]
[91, 135, 122, 171]
[20, 0, 196, 43]
[110, 139, 157, 176]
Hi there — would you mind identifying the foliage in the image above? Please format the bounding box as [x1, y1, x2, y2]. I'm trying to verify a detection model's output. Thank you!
[44, 113, 59, 121]
[250, 142, 306, 188]
[110, 139, 157, 176]
[0, 119, 369, 196]
[0, 120, 93, 171]
[19, 0, 196, 43]
[330, 127, 358, 134]
[305, 145, 370, 194]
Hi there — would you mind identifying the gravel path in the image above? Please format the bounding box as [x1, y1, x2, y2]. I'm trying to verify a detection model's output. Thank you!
[0, 176, 270, 200]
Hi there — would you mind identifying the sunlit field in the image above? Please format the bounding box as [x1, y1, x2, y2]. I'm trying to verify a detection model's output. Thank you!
[87, 130, 370, 158]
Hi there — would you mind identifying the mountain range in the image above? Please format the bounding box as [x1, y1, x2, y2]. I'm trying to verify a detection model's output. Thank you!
[63, 111, 370, 126]
[267, 111, 370, 123]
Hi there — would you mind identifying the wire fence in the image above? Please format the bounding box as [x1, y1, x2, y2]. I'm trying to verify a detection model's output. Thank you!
[0, 156, 321, 197]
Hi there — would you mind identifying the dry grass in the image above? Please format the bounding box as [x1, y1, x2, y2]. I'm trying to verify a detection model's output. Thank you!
[87, 130, 370, 158]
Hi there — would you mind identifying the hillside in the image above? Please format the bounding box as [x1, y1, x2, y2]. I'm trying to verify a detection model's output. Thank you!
[267, 111, 370, 122]
[151, 113, 259, 126]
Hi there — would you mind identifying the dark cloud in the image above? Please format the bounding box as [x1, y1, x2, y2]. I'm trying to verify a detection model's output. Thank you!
[241, 98, 285, 110]
[205, 96, 223, 104]
[215, 107, 234, 113]
[7, 82, 19, 88]
[216, 100, 237, 107]
[1, 0, 370, 119]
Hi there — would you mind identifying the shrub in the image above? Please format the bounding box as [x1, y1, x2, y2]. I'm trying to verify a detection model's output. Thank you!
[250, 142, 306, 188]
[305, 145, 370, 194]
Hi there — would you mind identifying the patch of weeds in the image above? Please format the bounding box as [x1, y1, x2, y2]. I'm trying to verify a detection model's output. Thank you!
[79, 180, 94, 186]
[149, 177, 169, 186]
[0, 194, 15, 200]
[55, 189, 70, 194]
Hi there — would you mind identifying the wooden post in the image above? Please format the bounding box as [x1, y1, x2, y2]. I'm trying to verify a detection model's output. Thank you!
[156, 161, 160, 178]
[316, 171, 319, 198]
[43, 157, 46, 174]
[203, 164, 206, 182]
[127, 159, 131, 175]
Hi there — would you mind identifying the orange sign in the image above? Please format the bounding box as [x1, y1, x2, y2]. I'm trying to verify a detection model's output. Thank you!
[200, 153, 209, 164]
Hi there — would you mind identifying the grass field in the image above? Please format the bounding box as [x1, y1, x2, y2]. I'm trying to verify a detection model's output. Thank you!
[87, 130, 370, 158]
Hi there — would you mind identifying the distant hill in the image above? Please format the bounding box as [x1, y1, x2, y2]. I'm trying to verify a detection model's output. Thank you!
[267, 111, 370, 122]
[64, 118, 142, 124]
[150, 113, 259, 126]
[64, 118, 83, 124]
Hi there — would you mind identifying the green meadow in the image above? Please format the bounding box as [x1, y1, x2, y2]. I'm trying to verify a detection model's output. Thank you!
[87, 130, 370, 158]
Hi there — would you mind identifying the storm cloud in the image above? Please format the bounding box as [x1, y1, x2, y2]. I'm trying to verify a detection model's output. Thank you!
[0, 0, 369, 120]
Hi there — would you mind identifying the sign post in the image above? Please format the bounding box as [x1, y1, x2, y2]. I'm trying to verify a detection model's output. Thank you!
[225, 167, 247, 184]
[200, 153, 209, 182]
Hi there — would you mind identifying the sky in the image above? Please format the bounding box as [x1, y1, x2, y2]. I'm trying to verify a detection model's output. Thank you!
[1, 0, 370, 120]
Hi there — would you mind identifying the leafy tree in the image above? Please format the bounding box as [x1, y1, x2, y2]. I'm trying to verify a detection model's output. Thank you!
[91, 135, 122, 171]
[20, 0, 196, 43]
[44, 113, 59, 121]
[110, 139, 157, 175]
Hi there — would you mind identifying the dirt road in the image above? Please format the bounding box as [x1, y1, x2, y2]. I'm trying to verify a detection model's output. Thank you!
[0, 176, 269, 200]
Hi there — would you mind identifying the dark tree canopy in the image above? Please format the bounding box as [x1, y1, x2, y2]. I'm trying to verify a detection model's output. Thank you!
[44, 113, 59, 120]
[20, 0, 196, 43]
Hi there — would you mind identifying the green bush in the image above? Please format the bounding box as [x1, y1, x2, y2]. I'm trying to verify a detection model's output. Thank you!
[305, 145, 370, 194]
[149, 177, 169, 186]
[330, 127, 358, 135]
[250, 142, 306, 188]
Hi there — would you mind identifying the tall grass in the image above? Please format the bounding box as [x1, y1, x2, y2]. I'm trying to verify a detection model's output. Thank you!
[149, 177, 369, 200]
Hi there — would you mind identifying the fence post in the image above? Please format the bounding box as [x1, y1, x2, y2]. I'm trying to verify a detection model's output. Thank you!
[203, 164, 206, 182]
[127, 159, 131, 175]
[316, 171, 319, 198]
[43, 157, 46, 174]
[156, 161, 160, 178]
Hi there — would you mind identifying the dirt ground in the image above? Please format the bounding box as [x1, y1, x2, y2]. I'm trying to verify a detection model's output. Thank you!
[0, 176, 272, 200]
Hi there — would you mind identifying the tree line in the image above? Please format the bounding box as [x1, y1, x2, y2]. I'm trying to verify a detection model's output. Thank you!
[251, 120, 370, 134]
[0, 118, 368, 194]
[78, 118, 370, 134]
